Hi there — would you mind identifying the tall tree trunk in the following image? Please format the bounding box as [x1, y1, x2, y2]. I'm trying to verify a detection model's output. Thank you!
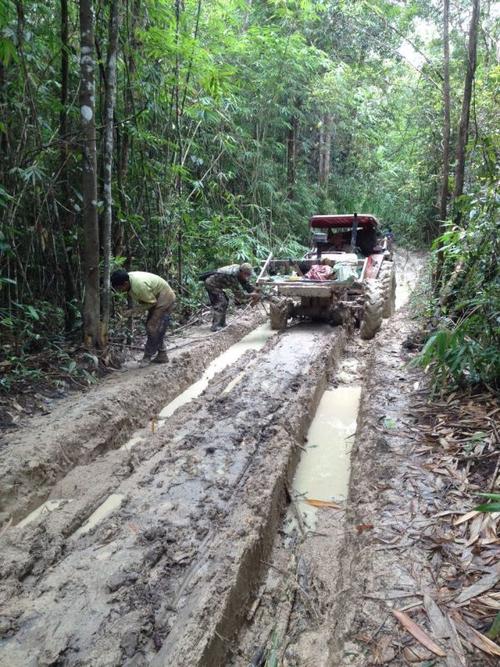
[101, 0, 121, 339]
[434, 0, 452, 292]
[59, 0, 78, 331]
[439, 0, 451, 223]
[115, 0, 139, 259]
[318, 114, 332, 188]
[0, 60, 8, 175]
[174, 0, 183, 289]
[287, 106, 299, 196]
[80, 0, 101, 347]
[453, 0, 480, 204]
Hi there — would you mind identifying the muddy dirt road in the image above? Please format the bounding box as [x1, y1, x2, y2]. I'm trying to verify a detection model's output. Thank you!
[1, 251, 465, 667]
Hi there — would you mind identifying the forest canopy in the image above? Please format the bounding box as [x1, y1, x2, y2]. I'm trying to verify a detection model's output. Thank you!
[0, 0, 498, 386]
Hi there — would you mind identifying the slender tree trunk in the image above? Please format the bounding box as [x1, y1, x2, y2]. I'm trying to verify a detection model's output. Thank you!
[318, 124, 325, 186]
[0, 60, 8, 174]
[287, 106, 299, 196]
[59, 0, 78, 331]
[318, 114, 332, 188]
[439, 0, 451, 223]
[434, 0, 452, 292]
[79, 0, 101, 347]
[101, 0, 121, 338]
[453, 0, 480, 204]
[115, 0, 139, 258]
[174, 0, 183, 289]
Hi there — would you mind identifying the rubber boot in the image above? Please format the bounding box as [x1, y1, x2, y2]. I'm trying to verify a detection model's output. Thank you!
[211, 310, 225, 332]
[152, 350, 168, 364]
[138, 354, 151, 368]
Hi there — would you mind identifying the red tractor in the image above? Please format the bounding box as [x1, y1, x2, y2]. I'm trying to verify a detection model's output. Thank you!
[257, 213, 396, 339]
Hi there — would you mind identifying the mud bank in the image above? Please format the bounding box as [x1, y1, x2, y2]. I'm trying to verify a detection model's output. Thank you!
[0, 324, 346, 666]
[0, 311, 263, 525]
[327, 305, 444, 664]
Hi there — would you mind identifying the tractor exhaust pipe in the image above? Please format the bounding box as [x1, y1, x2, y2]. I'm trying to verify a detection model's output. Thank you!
[351, 212, 359, 250]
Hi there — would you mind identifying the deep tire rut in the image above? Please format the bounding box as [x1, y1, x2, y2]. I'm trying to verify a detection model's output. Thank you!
[0, 324, 346, 667]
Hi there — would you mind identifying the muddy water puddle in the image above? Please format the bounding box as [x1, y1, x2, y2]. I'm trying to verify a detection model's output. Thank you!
[72, 493, 124, 538]
[157, 323, 276, 424]
[288, 386, 361, 531]
[17, 499, 70, 528]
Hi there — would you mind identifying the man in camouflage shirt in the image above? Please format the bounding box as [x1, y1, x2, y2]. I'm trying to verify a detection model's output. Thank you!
[203, 262, 257, 331]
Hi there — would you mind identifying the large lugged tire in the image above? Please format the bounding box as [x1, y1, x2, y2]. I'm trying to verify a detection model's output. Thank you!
[379, 260, 396, 318]
[360, 280, 383, 339]
[269, 299, 289, 330]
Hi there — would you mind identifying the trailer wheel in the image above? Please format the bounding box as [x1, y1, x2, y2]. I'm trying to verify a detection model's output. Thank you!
[360, 280, 383, 339]
[269, 300, 289, 330]
[379, 261, 396, 318]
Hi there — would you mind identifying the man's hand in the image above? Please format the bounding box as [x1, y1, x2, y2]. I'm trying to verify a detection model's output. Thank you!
[250, 291, 261, 306]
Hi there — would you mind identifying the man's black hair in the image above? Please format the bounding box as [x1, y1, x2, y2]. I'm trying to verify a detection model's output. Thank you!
[111, 269, 130, 288]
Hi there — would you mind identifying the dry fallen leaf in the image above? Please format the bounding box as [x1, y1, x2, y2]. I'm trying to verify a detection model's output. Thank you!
[372, 634, 396, 664]
[423, 594, 449, 639]
[304, 498, 343, 509]
[356, 523, 374, 534]
[455, 570, 500, 605]
[450, 611, 500, 657]
[402, 644, 433, 662]
[454, 510, 480, 526]
[391, 608, 446, 657]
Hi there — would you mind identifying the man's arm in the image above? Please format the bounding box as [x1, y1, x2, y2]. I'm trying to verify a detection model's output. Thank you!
[239, 278, 255, 294]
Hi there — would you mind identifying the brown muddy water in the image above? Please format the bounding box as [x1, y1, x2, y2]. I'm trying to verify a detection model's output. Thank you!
[288, 386, 361, 531]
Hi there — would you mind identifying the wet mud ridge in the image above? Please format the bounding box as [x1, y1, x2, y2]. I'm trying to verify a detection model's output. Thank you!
[0, 323, 346, 666]
[0, 311, 263, 526]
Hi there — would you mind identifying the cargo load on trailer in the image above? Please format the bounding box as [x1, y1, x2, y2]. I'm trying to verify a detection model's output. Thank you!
[257, 213, 396, 339]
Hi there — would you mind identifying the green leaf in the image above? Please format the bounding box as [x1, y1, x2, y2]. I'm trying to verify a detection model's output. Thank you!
[486, 612, 500, 640]
[474, 502, 500, 513]
[26, 305, 40, 321]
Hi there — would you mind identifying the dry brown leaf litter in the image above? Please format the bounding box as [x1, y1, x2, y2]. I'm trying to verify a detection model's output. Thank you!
[394, 388, 500, 664]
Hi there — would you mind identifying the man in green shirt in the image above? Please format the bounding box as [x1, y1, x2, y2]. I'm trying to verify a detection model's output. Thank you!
[111, 270, 176, 365]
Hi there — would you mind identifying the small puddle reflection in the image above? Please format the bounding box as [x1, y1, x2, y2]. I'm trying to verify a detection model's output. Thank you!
[17, 499, 70, 528]
[288, 386, 361, 531]
[158, 323, 276, 424]
[73, 493, 124, 538]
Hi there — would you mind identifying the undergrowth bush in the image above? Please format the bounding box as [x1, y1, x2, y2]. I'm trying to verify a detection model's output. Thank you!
[416, 182, 499, 391]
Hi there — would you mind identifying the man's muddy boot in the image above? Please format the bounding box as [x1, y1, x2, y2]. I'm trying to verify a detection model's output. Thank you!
[152, 350, 168, 364]
[138, 354, 152, 368]
[211, 310, 226, 332]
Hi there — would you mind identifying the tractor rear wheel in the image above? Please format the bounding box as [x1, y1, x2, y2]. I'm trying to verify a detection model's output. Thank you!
[379, 261, 396, 318]
[269, 299, 289, 330]
[360, 280, 383, 339]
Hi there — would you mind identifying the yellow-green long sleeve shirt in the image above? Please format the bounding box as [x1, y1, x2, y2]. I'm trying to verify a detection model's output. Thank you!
[128, 271, 171, 309]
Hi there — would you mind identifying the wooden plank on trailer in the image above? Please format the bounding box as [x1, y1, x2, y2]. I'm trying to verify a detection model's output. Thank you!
[257, 252, 273, 283]
[278, 285, 334, 298]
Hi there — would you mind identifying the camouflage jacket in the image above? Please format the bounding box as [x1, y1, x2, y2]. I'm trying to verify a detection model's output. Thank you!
[204, 264, 254, 299]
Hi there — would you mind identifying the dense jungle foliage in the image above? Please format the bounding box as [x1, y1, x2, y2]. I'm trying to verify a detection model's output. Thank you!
[0, 0, 498, 389]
